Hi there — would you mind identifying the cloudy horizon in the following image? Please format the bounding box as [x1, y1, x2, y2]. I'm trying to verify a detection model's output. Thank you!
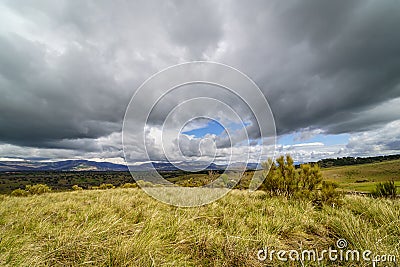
[1, 0, 400, 165]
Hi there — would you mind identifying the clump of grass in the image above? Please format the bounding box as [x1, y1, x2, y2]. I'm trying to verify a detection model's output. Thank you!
[321, 195, 400, 257]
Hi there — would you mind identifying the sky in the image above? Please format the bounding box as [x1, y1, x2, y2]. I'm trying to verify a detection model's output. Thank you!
[1, 0, 400, 165]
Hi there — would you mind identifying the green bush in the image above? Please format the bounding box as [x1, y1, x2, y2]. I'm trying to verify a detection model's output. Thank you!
[11, 188, 30, 197]
[260, 155, 301, 197]
[372, 180, 397, 199]
[260, 155, 342, 206]
[98, 183, 115, 190]
[120, 183, 137, 188]
[299, 163, 322, 191]
[313, 181, 343, 207]
[259, 158, 282, 195]
[72, 184, 83, 191]
[25, 184, 51, 195]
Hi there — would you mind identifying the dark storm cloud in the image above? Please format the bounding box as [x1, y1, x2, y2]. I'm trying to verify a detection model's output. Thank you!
[1, 0, 400, 160]
[222, 0, 400, 135]
[0, 33, 125, 147]
[163, 0, 224, 59]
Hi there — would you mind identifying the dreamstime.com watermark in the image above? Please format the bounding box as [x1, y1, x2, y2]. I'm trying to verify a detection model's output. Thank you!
[257, 239, 397, 266]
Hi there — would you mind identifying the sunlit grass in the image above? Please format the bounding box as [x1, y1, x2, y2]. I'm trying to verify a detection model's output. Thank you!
[0, 188, 398, 266]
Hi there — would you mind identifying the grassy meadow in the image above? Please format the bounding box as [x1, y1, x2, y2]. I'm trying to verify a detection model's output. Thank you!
[1, 158, 399, 266]
[0, 188, 399, 266]
[321, 159, 400, 193]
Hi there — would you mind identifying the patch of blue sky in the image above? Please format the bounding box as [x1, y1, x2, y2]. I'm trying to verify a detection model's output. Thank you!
[182, 120, 224, 137]
[182, 119, 251, 138]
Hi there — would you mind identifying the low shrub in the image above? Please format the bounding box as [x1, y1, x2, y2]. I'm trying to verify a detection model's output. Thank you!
[313, 181, 343, 207]
[25, 184, 51, 195]
[72, 184, 83, 191]
[372, 180, 397, 199]
[11, 188, 30, 197]
[98, 183, 115, 190]
[120, 183, 137, 188]
[260, 155, 343, 206]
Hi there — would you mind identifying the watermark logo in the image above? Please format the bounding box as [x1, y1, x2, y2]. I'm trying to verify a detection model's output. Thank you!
[122, 61, 276, 206]
[257, 239, 397, 266]
[336, 238, 348, 249]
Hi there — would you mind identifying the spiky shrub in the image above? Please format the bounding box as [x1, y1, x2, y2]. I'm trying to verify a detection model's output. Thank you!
[11, 188, 30, 197]
[298, 163, 322, 191]
[260, 155, 342, 206]
[372, 180, 397, 199]
[259, 158, 282, 195]
[25, 184, 51, 195]
[277, 155, 300, 196]
[260, 155, 301, 197]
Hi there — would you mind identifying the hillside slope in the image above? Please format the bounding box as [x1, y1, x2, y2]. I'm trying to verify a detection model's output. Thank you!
[321, 159, 400, 192]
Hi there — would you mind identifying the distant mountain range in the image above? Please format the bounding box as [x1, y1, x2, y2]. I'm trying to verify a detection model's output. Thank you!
[0, 160, 129, 172]
[0, 160, 261, 172]
[3, 154, 397, 172]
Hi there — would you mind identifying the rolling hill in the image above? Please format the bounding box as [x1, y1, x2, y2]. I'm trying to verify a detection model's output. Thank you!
[321, 159, 400, 192]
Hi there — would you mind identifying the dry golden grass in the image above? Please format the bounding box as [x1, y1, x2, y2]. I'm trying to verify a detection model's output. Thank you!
[0, 188, 399, 266]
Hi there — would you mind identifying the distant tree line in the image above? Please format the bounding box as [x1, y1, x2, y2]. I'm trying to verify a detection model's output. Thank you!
[317, 154, 400, 168]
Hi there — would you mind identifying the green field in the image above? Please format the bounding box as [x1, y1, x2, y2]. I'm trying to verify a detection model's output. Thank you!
[0, 188, 399, 266]
[321, 159, 400, 193]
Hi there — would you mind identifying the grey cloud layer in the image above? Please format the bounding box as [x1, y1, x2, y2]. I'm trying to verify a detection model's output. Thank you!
[219, 0, 400, 135]
[1, 0, 400, 160]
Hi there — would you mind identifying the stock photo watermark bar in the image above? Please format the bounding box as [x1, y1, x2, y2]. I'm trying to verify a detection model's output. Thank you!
[257, 239, 397, 266]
